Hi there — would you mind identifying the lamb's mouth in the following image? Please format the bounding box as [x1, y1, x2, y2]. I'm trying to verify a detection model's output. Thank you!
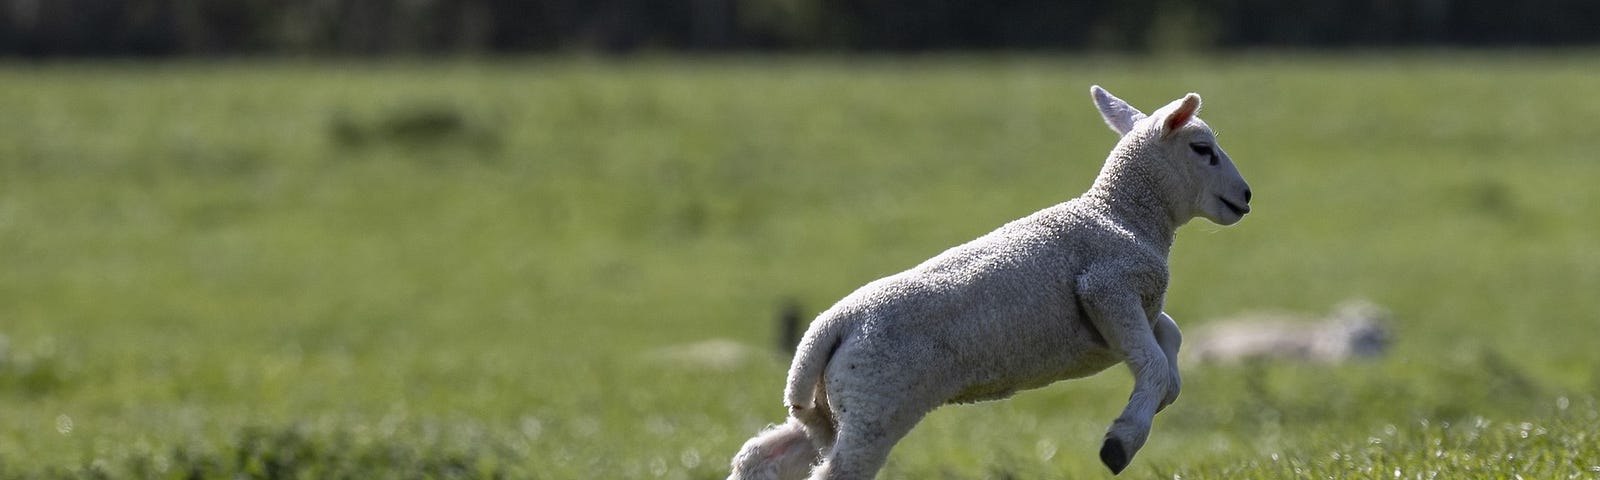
[1219, 196, 1250, 216]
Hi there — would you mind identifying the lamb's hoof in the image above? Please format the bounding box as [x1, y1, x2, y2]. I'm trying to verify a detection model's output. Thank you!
[1099, 437, 1129, 475]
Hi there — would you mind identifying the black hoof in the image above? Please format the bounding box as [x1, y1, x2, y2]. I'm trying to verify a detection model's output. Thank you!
[1099, 437, 1129, 475]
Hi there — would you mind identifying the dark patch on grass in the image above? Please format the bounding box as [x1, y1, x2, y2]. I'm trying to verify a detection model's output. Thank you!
[1475, 348, 1542, 400]
[59, 425, 517, 479]
[676, 200, 709, 237]
[329, 103, 503, 158]
[0, 338, 71, 397]
[230, 426, 488, 479]
[1457, 178, 1520, 220]
[776, 298, 803, 354]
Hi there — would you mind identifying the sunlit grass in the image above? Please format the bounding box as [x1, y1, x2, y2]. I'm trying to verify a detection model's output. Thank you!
[1, 54, 1598, 478]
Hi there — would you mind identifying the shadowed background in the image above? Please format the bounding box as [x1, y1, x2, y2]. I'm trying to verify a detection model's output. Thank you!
[4, 0, 1600, 55]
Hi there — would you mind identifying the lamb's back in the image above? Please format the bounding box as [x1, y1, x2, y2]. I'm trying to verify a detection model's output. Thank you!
[825, 201, 1135, 402]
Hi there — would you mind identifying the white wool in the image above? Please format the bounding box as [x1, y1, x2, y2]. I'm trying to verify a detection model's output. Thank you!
[730, 86, 1253, 479]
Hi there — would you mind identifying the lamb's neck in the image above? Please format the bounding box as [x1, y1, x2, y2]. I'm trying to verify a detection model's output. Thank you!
[1083, 166, 1180, 254]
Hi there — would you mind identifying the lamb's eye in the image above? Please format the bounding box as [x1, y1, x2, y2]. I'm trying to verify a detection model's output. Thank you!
[1190, 143, 1218, 165]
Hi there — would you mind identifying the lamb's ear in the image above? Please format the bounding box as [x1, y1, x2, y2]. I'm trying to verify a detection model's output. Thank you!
[1160, 93, 1202, 139]
[1091, 85, 1146, 137]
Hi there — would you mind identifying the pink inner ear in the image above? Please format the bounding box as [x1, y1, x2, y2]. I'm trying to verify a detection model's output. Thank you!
[1163, 95, 1201, 135]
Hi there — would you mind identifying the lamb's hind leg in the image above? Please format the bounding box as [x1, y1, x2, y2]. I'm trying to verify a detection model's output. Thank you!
[792, 381, 837, 451]
[807, 364, 944, 480]
[808, 400, 931, 480]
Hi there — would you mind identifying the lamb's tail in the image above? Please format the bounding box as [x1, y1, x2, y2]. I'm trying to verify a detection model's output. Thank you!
[782, 316, 844, 454]
[783, 317, 845, 413]
[727, 418, 820, 480]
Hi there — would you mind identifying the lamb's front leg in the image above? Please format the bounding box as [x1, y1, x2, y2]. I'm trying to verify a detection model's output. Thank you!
[1153, 312, 1182, 412]
[1079, 287, 1172, 475]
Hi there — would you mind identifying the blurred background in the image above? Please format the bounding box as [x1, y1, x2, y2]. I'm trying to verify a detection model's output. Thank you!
[4, 0, 1600, 55]
[2, 2, 1599, 479]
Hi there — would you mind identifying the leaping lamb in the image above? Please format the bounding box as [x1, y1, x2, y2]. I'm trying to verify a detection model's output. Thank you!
[728, 86, 1254, 479]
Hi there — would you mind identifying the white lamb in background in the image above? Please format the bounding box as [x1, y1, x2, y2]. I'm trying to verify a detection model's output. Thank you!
[1185, 299, 1392, 364]
[728, 86, 1254, 479]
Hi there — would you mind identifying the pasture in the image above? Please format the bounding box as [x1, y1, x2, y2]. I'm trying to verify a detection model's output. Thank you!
[1, 54, 1598, 478]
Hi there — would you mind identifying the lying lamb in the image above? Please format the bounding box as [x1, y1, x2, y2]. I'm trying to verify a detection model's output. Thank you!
[729, 86, 1254, 479]
[1185, 299, 1392, 364]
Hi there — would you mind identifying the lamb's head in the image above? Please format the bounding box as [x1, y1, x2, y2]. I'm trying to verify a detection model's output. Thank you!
[1090, 86, 1253, 226]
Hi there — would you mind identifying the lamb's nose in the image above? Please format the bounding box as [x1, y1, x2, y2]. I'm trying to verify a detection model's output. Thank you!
[1243, 189, 1253, 203]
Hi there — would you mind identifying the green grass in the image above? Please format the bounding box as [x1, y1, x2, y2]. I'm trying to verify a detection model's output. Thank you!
[1, 54, 1599, 478]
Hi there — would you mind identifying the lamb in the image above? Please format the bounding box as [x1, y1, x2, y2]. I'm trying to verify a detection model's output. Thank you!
[1185, 299, 1392, 364]
[728, 86, 1254, 479]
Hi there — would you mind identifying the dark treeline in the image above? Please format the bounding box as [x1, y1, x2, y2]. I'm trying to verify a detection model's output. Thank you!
[3, 0, 1598, 56]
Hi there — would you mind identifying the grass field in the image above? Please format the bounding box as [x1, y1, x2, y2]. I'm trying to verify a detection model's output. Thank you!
[1, 54, 1598, 478]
